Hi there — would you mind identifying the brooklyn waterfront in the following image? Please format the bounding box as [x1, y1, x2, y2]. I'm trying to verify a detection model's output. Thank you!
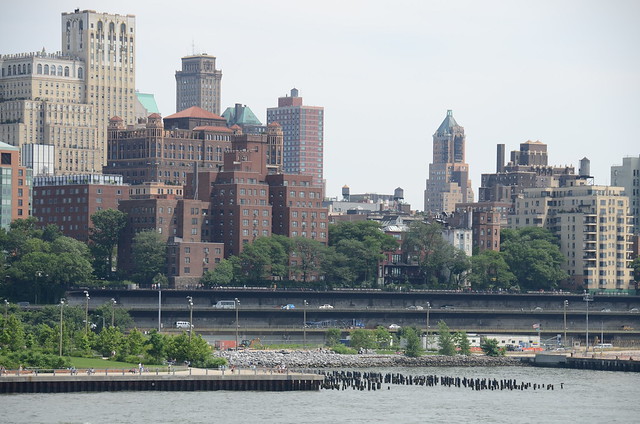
[1, 366, 638, 424]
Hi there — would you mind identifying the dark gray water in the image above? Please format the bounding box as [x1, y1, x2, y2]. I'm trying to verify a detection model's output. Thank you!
[1, 367, 638, 423]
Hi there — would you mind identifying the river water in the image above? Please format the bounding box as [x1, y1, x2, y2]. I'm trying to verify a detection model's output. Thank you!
[1, 366, 638, 423]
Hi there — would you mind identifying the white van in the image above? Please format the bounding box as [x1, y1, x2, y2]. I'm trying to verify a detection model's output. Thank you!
[175, 321, 192, 329]
[594, 343, 613, 349]
[214, 300, 236, 309]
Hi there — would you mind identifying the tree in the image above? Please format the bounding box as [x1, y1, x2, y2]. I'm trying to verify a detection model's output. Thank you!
[89, 209, 128, 279]
[456, 331, 471, 355]
[403, 327, 423, 357]
[469, 250, 516, 290]
[201, 258, 234, 287]
[321, 249, 356, 287]
[480, 338, 504, 356]
[373, 326, 392, 349]
[129, 230, 166, 285]
[443, 247, 471, 289]
[349, 329, 377, 350]
[145, 330, 168, 363]
[329, 221, 397, 286]
[437, 321, 456, 356]
[325, 328, 341, 346]
[290, 237, 327, 283]
[632, 257, 640, 287]
[93, 326, 125, 357]
[403, 221, 452, 287]
[500, 228, 567, 291]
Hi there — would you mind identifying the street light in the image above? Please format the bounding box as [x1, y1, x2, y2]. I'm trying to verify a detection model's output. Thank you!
[59, 298, 65, 356]
[111, 298, 117, 327]
[583, 290, 593, 353]
[3, 299, 8, 330]
[426, 302, 431, 350]
[235, 298, 240, 350]
[303, 300, 308, 348]
[563, 300, 568, 347]
[186, 296, 193, 342]
[83, 291, 90, 336]
[158, 286, 162, 332]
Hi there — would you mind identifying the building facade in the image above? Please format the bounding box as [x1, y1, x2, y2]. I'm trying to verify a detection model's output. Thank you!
[266, 88, 324, 187]
[175, 54, 222, 115]
[424, 110, 474, 214]
[611, 155, 640, 235]
[509, 180, 634, 292]
[32, 174, 129, 241]
[0, 9, 136, 176]
[0, 141, 31, 228]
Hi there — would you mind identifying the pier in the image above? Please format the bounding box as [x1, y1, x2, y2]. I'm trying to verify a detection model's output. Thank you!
[523, 354, 640, 372]
[0, 368, 324, 393]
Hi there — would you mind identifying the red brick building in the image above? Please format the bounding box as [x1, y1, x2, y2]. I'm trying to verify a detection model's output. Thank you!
[32, 174, 128, 241]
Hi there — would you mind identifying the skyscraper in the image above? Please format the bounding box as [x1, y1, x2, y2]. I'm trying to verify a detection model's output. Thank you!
[424, 110, 473, 214]
[61, 9, 137, 169]
[266, 88, 324, 187]
[0, 9, 136, 176]
[175, 54, 222, 115]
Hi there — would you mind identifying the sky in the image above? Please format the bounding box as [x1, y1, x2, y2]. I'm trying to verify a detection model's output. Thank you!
[1, 0, 639, 209]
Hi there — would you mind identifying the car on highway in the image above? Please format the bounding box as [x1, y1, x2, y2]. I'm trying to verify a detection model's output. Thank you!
[600, 308, 611, 312]
[406, 305, 424, 310]
[319, 304, 334, 309]
[630, 308, 639, 313]
[388, 324, 401, 330]
[533, 307, 543, 311]
[440, 305, 455, 310]
[281, 304, 295, 309]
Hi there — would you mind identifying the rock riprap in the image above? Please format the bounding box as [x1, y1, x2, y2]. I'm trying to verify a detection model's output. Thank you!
[215, 350, 522, 368]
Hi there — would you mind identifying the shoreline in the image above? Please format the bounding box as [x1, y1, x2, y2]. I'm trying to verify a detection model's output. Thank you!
[215, 350, 523, 368]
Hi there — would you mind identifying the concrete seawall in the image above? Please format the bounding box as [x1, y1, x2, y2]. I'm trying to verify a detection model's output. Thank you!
[0, 368, 324, 393]
[523, 354, 640, 372]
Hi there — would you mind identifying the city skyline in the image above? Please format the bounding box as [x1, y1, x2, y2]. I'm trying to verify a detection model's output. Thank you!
[1, 0, 638, 209]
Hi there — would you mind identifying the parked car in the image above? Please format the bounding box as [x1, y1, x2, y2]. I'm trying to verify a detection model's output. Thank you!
[388, 324, 401, 330]
[406, 305, 424, 310]
[319, 304, 334, 309]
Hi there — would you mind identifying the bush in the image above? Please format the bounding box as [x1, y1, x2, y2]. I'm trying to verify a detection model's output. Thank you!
[0, 351, 72, 369]
[330, 344, 357, 355]
[481, 338, 505, 357]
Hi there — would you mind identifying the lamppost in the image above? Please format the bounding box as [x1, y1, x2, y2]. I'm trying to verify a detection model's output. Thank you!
[186, 296, 193, 342]
[59, 298, 65, 356]
[563, 300, 568, 347]
[303, 300, 308, 348]
[235, 298, 240, 350]
[35, 270, 44, 305]
[3, 299, 8, 330]
[426, 302, 431, 350]
[158, 287, 162, 332]
[83, 291, 90, 336]
[583, 291, 593, 353]
[111, 298, 117, 327]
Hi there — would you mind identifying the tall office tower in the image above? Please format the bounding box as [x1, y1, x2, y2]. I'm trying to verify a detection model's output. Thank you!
[612, 155, 640, 234]
[424, 110, 473, 214]
[61, 9, 137, 172]
[266, 88, 324, 187]
[509, 181, 634, 292]
[175, 54, 222, 115]
[0, 49, 97, 175]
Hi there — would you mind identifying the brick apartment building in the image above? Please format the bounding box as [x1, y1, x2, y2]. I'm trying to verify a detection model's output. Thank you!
[32, 174, 128, 241]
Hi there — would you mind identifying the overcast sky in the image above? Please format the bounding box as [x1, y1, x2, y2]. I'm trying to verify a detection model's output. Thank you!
[2, 0, 639, 209]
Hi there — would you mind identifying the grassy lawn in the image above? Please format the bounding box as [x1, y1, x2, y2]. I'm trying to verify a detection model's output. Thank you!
[67, 357, 141, 369]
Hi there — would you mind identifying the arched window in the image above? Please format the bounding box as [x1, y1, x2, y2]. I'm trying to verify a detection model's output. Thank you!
[13, 65, 17, 75]
[66, 21, 71, 31]
[79, 20, 83, 30]
[97, 21, 103, 34]
[109, 22, 115, 33]
[57, 65, 63, 75]
[64, 66, 70, 77]
[50, 65, 56, 75]
[78, 67, 83, 79]
[37, 64, 43, 74]
[44, 65, 49, 75]
[7, 66, 11, 76]
[27, 64, 31, 74]
[121, 23, 126, 34]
